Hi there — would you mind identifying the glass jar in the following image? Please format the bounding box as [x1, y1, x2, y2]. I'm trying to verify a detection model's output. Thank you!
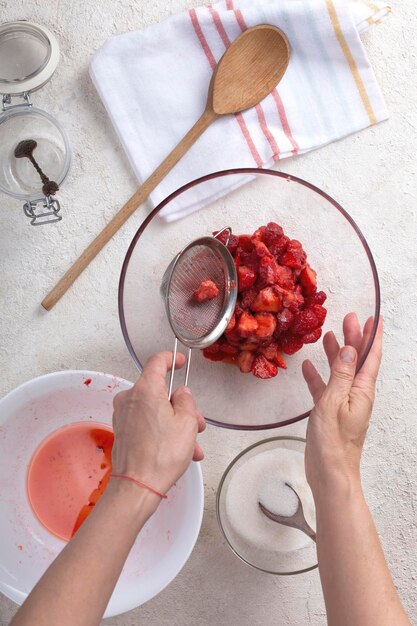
[0, 21, 72, 225]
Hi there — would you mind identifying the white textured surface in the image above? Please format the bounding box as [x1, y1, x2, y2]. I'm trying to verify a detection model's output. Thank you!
[0, 1, 416, 624]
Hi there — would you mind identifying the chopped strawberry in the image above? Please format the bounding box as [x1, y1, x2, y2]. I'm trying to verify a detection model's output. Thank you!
[203, 341, 221, 355]
[212, 231, 239, 255]
[224, 318, 241, 337]
[280, 286, 304, 312]
[236, 311, 259, 338]
[299, 264, 317, 295]
[252, 355, 278, 379]
[269, 235, 289, 258]
[302, 327, 322, 344]
[288, 240, 303, 251]
[257, 255, 281, 287]
[263, 222, 284, 247]
[203, 224, 327, 378]
[239, 249, 259, 272]
[254, 240, 273, 259]
[251, 287, 282, 313]
[279, 240, 306, 269]
[275, 308, 294, 335]
[221, 342, 239, 356]
[222, 354, 239, 365]
[251, 226, 266, 242]
[310, 304, 327, 326]
[279, 250, 303, 269]
[240, 341, 260, 352]
[238, 265, 257, 291]
[274, 351, 287, 369]
[258, 344, 287, 369]
[254, 313, 277, 339]
[202, 349, 225, 362]
[223, 331, 241, 346]
[279, 334, 304, 355]
[193, 280, 219, 303]
[238, 235, 254, 252]
[238, 351, 255, 373]
[240, 287, 258, 309]
[305, 290, 327, 306]
[226, 313, 236, 332]
[234, 300, 244, 318]
[259, 341, 279, 361]
[292, 309, 319, 335]
[227, 235, 239, 255]
[274, 264, 294, 289]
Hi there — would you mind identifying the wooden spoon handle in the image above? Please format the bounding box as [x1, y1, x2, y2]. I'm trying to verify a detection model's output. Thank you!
[41, 107, 219, 311]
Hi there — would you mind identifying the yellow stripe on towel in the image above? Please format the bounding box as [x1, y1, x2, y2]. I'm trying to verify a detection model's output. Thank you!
[326, 0, 377, 125]
[364, 0, 380, 12]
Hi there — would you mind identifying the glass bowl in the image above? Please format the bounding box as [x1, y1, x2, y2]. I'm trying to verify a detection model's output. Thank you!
[0, 370, 203, 617]
[217, 436, 317, 575]
[119, 169, 380, 430]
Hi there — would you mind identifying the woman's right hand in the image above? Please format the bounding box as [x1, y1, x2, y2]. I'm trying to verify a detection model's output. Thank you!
[111, 352, 206, 499]
[302, 313, 383, 497]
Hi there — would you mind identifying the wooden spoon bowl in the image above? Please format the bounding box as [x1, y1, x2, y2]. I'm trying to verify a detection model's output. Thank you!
[211, 25, 290, 115]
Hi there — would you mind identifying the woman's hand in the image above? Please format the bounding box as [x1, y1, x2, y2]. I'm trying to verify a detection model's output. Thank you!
[302, 313, 383, 496]
[302, 316, 411, 626]
[111, 351, 206, 497]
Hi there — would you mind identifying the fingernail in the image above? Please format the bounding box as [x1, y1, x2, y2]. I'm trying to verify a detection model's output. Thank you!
[182, 386, 192, 395]
[340, 346, 356, 363]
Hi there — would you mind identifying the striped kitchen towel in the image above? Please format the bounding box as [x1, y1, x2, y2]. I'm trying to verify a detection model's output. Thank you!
[90, 0, 391, 222]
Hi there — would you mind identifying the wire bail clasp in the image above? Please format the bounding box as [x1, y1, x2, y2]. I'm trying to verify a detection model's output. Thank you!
[23, 195, 62, 225]
[2, 91, 33, 112]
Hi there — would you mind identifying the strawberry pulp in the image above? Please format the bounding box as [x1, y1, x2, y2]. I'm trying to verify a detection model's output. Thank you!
[202, 223, 327, 379]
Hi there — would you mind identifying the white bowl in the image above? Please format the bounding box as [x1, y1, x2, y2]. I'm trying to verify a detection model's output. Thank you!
[0, 371, 204, 618]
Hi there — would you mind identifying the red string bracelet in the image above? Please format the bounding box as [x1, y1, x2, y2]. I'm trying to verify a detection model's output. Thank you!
[110, 474, 167, 499]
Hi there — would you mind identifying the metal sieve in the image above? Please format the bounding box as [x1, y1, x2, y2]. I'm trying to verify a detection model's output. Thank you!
[161, 227, 237, 399]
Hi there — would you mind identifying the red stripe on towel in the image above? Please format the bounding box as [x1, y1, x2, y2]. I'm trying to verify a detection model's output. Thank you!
[235, 114, 264, 166]
[229, 1, 299, 156]
[208, 5, 277, 162]
[189, 8, 217, 69]
[271, 91, 300, 156]
[255, 103, 280, 160]
[190, 7, 263, 167]
[208, 5, 230, 47]
[234, 7, 246, 31]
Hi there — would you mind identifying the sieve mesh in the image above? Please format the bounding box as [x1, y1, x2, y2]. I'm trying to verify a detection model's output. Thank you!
[166, 244, 226, 343]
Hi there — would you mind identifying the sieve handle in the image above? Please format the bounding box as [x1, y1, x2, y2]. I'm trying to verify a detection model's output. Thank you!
[168, 338, 192, 401]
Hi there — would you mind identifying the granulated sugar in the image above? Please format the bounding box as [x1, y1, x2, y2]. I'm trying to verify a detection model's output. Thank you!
[259, 478, 298, 518]
[225, 448, 315, 552]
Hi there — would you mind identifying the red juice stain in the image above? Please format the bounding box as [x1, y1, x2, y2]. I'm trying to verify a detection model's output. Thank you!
[84, 378, 92, 386]
[17, 545, 23, 551]
[27, 422, 114, 542]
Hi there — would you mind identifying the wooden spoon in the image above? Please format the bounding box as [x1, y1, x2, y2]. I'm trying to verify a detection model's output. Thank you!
[42, 25, 290, 310]
[259, 482, 316, 543]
